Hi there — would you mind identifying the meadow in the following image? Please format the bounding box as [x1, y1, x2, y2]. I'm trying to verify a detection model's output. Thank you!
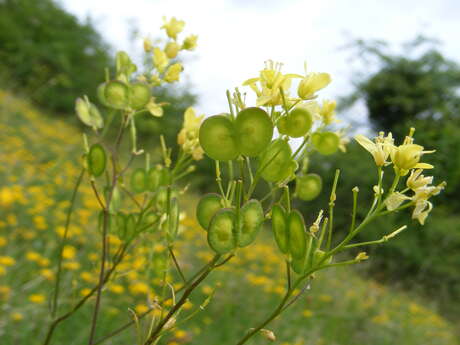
[1, 89, 459, 345]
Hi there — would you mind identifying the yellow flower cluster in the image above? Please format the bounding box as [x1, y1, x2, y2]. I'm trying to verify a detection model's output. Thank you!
[355, 129, 445, 225]
[177, 107, 205, 160]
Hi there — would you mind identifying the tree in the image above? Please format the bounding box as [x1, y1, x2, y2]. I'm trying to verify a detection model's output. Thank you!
[0, 0, 112, 113]
[341, 37, 460, 135]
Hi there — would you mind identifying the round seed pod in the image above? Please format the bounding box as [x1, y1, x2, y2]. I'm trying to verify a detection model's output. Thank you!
[259, 139, 292, 182]
[295, 174, 322, 201]
[291, 255, 307, 275]
[87, 143, 106, 177]
[312, 132, 340, 155]
[147, 167, 170, 191]
[97, 83, 109, 106]
[235, 107, 273, 157]
[288, 210, 307, 259]
[208, 208, 237, 254]
[196, 193, 223, 230]
[143, 211, 159, 232]
[130, 83, 151, 110]
[276, 116, 289, 135]
[131, 168, 147, 194]
[199, 115, 239, 161]
[286, 107, 313, 138]
[313, 249, 332, 267]
[271, 204, 288, 254]
[76, 98, 103, 129]
[238, 199, 264, 247]
[104, 80, 130, 110]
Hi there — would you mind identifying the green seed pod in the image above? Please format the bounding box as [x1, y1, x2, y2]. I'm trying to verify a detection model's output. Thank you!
[286, 107, 313, 138]
[143, 211, 160, 232]
[153, 187, 177, 212]
[312, 132, 340, 155]
[196, 193, 223, 230]
[199, 115, 239, 161]
[147, 167, 171, 191]
[295, 173, 322, 201]
[125, 214, 137, 239]
[271, 204, 288, 254]
[131, 168, 147, 194]
[115, 212, 127, 239]
[104, 80, 130, 110]
[130, 83, 151, 110]
[288, 210, 307, 259]
[87, 143, 106, 177]
[107, 186, 122, 214]
[276, 116, 289, 135]
[312, 249, 332, 267]
[97, 83, 108, 106]
[208, 208, 237, 254]
[291, 255, 307, 275]
[235, 107, 273, 157]
[258, 139, 292, 182]
[238, 199, 264, 247]
[166, 198, 180, 242]
[76, 98, 103, 129]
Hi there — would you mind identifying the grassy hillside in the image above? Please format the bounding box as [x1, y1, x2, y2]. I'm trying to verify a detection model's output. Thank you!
[0, 90, 458, 345]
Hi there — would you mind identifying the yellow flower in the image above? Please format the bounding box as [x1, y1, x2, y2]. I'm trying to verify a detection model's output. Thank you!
[243, 60, 299, 107]
[161, 17, 185, 40]
[153, 47, 169, 73]
[135, 304, 149, 314]
[297, 72, 331, 99]
[11, 312, 23, 321]
[182, 35, 198, 50]
[29, 294, 46, 304]
[319, 99, 337, 125]
[165, 41, 180, 59]
[40, 269, 54, 280]
[391, 144, 434, 174]
[164, 63, 183, 83]
[143, 37, 153, 52]
[0, 256, 15, 266]
[406, 169, 433, 191]
[129, 282, 149, 295]
[0, 187, 15, 207]
[177, 107, 204, 160]
[26, 251, 41, 262]
[302, 309, 314, 318]
[80, 288, 92, 297]
[109, 284, 125, 294]
[147, 98, 164, 117]
[355, 132, 395, 167]
[384, 192, 411, 211]
[411, 182, 446, 225]
[355, 252, 369, 261]
[62, 245, 77, 259]
[0, 236, 6, 247]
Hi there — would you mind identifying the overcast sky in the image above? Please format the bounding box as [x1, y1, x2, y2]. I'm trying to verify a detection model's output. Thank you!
[61, 0, 459, 126]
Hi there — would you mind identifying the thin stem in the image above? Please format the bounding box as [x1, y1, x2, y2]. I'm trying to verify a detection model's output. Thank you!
[286, 261, 291, 290]
[169, 246, 186, 284]
[327, 170, 340, 250]
[51, 168, 85, 317]
[349, 187, 359, 233]
[143, 255, 221, 345]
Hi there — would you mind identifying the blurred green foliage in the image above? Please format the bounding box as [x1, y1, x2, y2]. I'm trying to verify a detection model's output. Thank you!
[306, 37, 460, 317]
[0, 0, 112, 113]
[341, 36, 460, 136]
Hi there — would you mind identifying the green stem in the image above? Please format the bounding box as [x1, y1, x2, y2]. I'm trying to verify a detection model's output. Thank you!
[51, 168, 85, 317]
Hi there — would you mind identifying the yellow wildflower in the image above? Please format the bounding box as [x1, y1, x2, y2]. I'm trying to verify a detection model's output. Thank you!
[109, 284, 125, 294]
[165, 41, 180, 59]
[177, 107, 204, 160]
[182, 35, 198, 50]
[129, 282, 149, 295]
[164, 63, 183, 83]
[355, 252, 369, 262]
[355, 132, 395, 167]
[40, 269, 54, 280]
[146, 98, 164, 117]
[0, 187, 15, 207]
[62, 245, 77, 259]
[153, 47, 169, 73]
[161, 17, 185, 40]
[319, 99, 337, 125]
[26, 251, 41, 262]
[80, 288, 92, 297]
[29, 294, 46, 304]
[0, 256, 15, 266]
[135, 304, 149, 314]
[0, 236, 6, 247]
[384, 192, 411, 211]
[11, 312, 23, 321]
[407, 169, 433, 191]
[297, 72, 331, 100]
[143, 37, 153, 52]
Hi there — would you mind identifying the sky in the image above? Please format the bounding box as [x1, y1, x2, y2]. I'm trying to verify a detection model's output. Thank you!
[61, 0, 460, 127]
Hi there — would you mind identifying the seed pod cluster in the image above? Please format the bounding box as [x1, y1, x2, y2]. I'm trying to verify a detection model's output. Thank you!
[271, 205, 332, 275]
[199, 107, 273, 161]
[196, 195, 265, 254]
